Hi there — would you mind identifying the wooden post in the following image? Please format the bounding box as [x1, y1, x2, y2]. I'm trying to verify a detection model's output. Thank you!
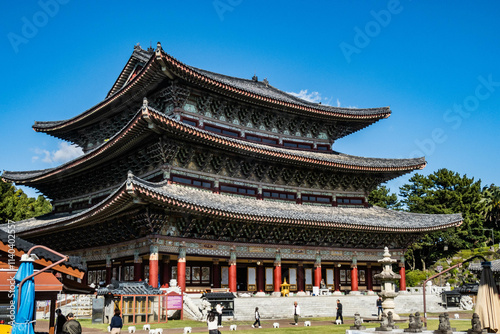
[351, 266, 358, 292]
[49, 296, 56, 334]
[297, 262, 304, 291]
[177, 243, 186, 292]
[149, 245, 159, 288]
[314, 251, 321, 287]
[399, 259, 406, 291]
[161, 257, 170, 287]
[366, 265, 373, 291]
[228, 247, 237, 292]
[274, 250, 281, 292]
[334, 265, 341, 291]
[212, 259, 221, 289]
[134, 250, 142, 281]
[106, 255, 112, 285]
[257, 262, 264, 292]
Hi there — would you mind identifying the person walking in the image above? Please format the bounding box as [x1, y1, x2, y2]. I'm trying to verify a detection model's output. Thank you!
[110, 309, 123, 334]
[55, 309, 66, 334]
[252, 307, 262, 328]
[377, 297, 383, 317]
[335, 299, 343, 324]
[61, 313, 82, 334]
[293, 301, 300, 325]
[216, 303, 224, 328]
[207, 310, 219, 334]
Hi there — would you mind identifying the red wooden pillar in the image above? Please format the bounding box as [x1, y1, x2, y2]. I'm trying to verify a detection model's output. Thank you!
[257, 262, 265, 292]
[274, 250, 282, 292]
[178, 243, 186, 292]
[399, 257, 406, 292]
[350, 253, 359, 293]
[212, 259, 221, 289]
[161, 257, 170, 287]
[134, 251, 143, 281]
[334, 265, 340, 291]
[314, 251, 322, 287]
[149, 245, 159, 288]
[366, 265, 373, 291]
[228, 247, 237, 292]
[105, 255, 112, 285]
[297, 262, 305, 291]
[351, 266, 358, 292]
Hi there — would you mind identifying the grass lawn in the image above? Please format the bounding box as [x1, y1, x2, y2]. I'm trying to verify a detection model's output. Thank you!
[49, 316, 473, 333]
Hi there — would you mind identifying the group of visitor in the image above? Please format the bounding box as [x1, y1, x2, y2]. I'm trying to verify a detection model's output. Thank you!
[56, 309, 82, 334]
[56, 308, 123, 334]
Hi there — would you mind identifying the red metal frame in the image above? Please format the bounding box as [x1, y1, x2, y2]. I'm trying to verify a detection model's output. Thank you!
[16, 245, 68, 313]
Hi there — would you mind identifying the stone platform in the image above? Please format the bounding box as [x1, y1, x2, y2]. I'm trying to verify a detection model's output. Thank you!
[347, 329, 467, 334]
[189, 293, 445, 321]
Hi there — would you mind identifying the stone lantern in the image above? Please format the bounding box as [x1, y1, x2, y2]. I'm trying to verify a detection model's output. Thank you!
[374, 247, 401, 320]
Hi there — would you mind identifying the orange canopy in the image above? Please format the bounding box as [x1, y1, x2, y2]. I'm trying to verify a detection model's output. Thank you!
[0, 271, 62, 292]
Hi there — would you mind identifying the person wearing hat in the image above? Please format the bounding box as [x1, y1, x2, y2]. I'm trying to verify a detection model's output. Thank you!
[61, 312, 82, 334]
[55, 309, 66, 334]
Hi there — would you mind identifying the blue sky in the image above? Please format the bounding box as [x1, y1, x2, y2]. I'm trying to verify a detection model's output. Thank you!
[1, 1, 499, 199]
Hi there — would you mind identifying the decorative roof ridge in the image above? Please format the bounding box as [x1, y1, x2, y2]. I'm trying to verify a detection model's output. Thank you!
[32, 49, 161, 132]
[7, 173, 135, 234]
[147, 106, 426, 170]
[129, 177, 463, 233]
[10, 174, 463, 235]
[3, 108, 145, 183]
[3, 105, 425, 185]
[106, 44, 155, 98]
[32, 43, 389, 135]
[190, 66, 391, 116]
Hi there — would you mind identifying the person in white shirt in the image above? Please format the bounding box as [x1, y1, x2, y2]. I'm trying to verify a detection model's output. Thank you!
[216, 303, 224, 328]
[251, 307, 262, 328]
[207, 310, 218, 334]
[293, 301, 300, 325]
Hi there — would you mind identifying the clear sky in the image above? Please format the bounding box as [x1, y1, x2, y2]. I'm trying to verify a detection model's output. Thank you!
[1, 1, 499, 199]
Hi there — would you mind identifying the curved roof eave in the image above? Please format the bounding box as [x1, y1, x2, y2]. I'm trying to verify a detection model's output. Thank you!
[158, 46, 391, 120]
[31, 43, 391, 135]
[10, 175, 463, 236]
[31, 52, 163, 133]
[2, 105, 425, 185]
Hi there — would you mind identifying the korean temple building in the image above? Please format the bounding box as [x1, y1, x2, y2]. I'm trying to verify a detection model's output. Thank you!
[2, 43, 462, 295]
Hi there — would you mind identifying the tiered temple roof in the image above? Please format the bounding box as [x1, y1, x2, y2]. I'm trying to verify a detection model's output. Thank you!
[31, 43, 390, 145]
[1, 42, 462, 253]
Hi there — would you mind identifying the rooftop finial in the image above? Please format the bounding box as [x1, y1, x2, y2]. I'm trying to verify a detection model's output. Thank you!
[156, 41, 162, 51]
[263, 78, 269, 86]
[147, 40, 154, 52]
[252, 74, 258, 82]
[134, 43, 141, 50]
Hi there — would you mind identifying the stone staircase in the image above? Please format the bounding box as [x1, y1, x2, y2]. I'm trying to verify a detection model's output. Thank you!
[230, 294, 444, 321]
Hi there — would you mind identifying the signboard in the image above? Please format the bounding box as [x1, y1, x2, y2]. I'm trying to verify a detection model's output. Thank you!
[167, 295, 183, 309]
[166, 291, 184, 320]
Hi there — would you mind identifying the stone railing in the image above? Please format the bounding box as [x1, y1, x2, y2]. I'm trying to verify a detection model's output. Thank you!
[405, 283, 451, 295]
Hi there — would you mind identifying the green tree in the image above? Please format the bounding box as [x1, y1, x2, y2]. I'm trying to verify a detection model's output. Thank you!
[0, 179, 52, 224]
[400, 169, 486, 270]
[481, 184, 500, 246]
[368, 185, 401, 210]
